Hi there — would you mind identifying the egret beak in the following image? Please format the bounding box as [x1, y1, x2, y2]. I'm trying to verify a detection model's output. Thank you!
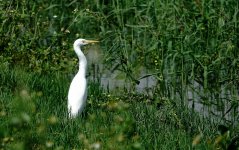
[85, 40, 99, 44]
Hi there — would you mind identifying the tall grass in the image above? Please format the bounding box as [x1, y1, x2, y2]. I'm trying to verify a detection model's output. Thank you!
[97, 0, 239, 123]
[0, 64, 227, 149]
[1, 0, 239, 149]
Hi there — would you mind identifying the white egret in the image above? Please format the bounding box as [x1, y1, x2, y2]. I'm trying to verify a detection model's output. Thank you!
[68, 39, 99, 118]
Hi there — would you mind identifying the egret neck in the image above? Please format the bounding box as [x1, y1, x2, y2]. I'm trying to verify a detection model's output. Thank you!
[73, 43, 87, 77]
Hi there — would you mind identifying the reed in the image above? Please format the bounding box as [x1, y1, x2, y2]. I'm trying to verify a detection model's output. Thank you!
[1, 0, 239, 149]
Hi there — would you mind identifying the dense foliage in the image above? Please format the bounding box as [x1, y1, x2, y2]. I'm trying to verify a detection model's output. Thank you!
[2, 0, 239, 119]
[1, 0, 239, 149]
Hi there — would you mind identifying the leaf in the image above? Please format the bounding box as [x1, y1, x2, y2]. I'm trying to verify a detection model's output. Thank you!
[44, 4, 60, 11]
[218, 17, 225, 28]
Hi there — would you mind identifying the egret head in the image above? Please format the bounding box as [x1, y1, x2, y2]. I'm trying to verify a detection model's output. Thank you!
[74, 39, 99, 47]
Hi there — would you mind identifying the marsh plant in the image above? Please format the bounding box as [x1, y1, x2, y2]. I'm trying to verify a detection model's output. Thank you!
[1, 0, 239, 149]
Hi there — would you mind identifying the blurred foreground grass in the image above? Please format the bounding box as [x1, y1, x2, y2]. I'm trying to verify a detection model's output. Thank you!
[1, 65, 238, 150]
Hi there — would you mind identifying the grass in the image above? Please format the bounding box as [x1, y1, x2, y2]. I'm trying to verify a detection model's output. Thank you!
[0, 64, 223, 150]
[1, 0, 239, 149]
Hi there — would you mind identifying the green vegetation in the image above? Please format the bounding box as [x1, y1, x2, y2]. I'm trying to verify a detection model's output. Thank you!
[0, 64, 229, 149]
[1, 0, 239, 149]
